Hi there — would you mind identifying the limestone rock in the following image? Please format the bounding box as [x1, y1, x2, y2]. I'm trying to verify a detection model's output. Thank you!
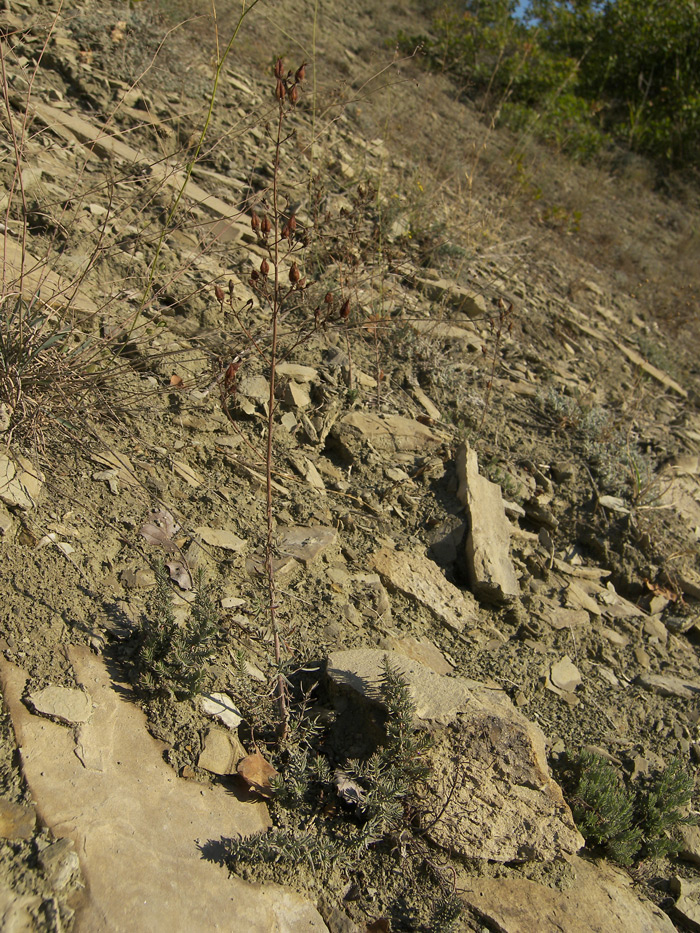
[672, 875, 700, 931]
[198, 727, 246, 775]
[456, 442, 519, 602]
[27, 685, 93, 725]
[326, 648, 583, 862]
[0, 800, 36, 841]
[635, 673, 700, 699]
[550, 656, 583, 692]
[201, 693, 243, 730]
[0, 883, 42, 933]
[194, 526, 246, 553]
[460, 856, 677, 933]
[38, 837, 81, 891]
[331, 412, 445, 459]
[0, 452, 44, 511]
[414, 274, 488, 318]
[372, 547, 478, 632]
[0, 648, 327, 933]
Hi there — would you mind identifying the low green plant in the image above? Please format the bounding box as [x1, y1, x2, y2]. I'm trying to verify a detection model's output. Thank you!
[136, 561, 218, 700]
[565, 749, 696, 865]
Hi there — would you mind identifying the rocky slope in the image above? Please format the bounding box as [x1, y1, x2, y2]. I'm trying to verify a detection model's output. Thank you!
[1, 0, 700, 930]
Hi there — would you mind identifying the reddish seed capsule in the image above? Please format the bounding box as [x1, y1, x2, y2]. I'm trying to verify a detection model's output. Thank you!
[228, 279, 234, 296]
[288, 214, 297, 233]
[261, 258, 270, 276]
[324, 292, 334, 304]
[298, 278, 306, 289]
[251, 212, 260, 232]
[295, 63, 306, 83]
[276, 79, 286, 101]
[340, 298, 351, 319]
[281, 223, 290, 240]
[289, 84, 299, 106]
[250, 269, 259, 281]
[275, 58, 284, 79]
[289, 262, 300, 284]
[214, 284, 225, 304]
[261, 215, 271, 236]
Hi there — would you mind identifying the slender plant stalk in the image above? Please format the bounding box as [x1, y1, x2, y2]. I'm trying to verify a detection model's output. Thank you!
[266, 98, 289, 739]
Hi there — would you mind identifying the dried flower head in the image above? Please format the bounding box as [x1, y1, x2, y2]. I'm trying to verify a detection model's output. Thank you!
[340, 298, 351, 319]
[261, 258, 270, 277]
[289, 84, 299, 106]
[276, 79, 286, 101]
[324, 292, 334, 304]
[295, 63, 306, 83]
[251, 212, 260, 232]
[214, 284, 225, 304]
[275, 58, 284, 79]
[261, 215, 271, 236]
[228, 279, 235, 297]
[289, 262, 300, 284]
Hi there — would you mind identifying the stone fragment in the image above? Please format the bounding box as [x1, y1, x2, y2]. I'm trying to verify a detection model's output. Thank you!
[461, 855, 676, 933]
[275, 363, 317, 383]
[38, 837, 80, 890]
[0, 452, 44, 511]
[278, 525, 336, 567]
[238, 374, 269, 402]
[331, 412, 445, 459]
[678, 824, 700, 866]
[671, 876, 700, 932]
[636, 673, 700, 699]
[284, 381, 311, 409]
[27, 685, 92, 725]
[0, 799, 36, 841]
[550, 656, 582, 692]
[326, 648, 582, 862]
[198, 727, 246, 775]
[544, 607, 589, 630]
[194, 526, 246, 553]
[200, 693, 243, 730]
[90, 450, 139, 487]
[377, 634, 453, 675]
[414, 274, 488, 317]
[456, 442, 519, 602]
[372, 547, 478, 632]
[0, 648, 326, 933]
[0, 502, 15, 536]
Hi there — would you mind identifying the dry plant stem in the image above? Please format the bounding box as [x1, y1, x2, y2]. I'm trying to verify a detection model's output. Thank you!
[266, 99, 289, 740]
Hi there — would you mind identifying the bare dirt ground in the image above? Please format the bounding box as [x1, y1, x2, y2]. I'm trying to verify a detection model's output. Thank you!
[1, 0, 700, 930]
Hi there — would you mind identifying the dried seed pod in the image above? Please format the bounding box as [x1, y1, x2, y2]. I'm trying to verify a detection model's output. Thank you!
[275, 79, 286, 101]
[214, 284, 225, 304]
[275, 58, 284, 79]
[289, 83, 299, 106]
[340, 298, 351, 319]
[250, 269, 259, 282]
[324, 292, 334, 304]
[261, 215, 271, 236]
[295, 62, 306, 83]
[251, 212, 260, 232]
[298, 278, 306, 289]
[289, 262, 300, 284]
[288, 214, 297, 233]
[261, 258, 270, 277]
[281, 223, 290, 240]
[228, 279, 235, 296]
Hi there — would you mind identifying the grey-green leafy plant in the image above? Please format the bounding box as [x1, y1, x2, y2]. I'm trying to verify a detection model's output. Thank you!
[136, 561, 218, 700]
[566, 749, 696, 865]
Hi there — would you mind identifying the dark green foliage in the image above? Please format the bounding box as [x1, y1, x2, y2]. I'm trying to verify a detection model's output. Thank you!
[428, 891, 464, 932]
[225, 827, 340, 872]
[566, 750, 696, 865]
[399, 0, 700, 166]
[136, 562, 218, 700]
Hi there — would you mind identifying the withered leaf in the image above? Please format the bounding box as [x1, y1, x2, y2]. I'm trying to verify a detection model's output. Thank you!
[140, 509, 179, 549]
[165, 558, 192, 591]
[237, 750, 278, 798]
[334, 770, 365, 808]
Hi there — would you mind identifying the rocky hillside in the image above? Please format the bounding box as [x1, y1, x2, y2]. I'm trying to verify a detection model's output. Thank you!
[1, 1, 700, 931]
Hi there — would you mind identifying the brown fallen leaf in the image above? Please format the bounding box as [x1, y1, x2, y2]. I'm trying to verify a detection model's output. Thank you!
[237, 750, 278, 798]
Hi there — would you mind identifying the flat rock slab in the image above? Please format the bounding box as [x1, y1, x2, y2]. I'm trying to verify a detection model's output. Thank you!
[27, 685, 93, 724]
[372, 547, 478, 632]
[326, 649, 582, 862]
[460, 856, 676, 933]
[331, 412, 446, 458]
[635, 673, 700, 700]
[671, 876, 700, 931]
[0, 452, 44, 511]
[0, 647, 327, 933]
[456, 442, 519, 603]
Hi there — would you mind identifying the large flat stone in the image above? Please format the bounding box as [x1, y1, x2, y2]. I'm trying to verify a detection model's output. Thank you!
[461, 856, 677, 933]
[326, 649, 582, 862]
[331, 412, 446, 459]
[372, 547, 478, 632]
[0, 648, 327, 933]
[457, 442, 519, 603]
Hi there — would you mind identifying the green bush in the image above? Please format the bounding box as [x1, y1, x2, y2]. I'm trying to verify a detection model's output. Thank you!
[566, 750, 696, 865]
